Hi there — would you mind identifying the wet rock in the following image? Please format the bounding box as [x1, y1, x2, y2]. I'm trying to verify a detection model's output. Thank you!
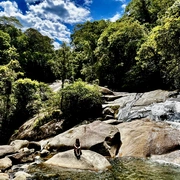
[150, 100, 180, 121]
[0, 157, 12, 171]
[8, 148, 35, 164]
[0, 145, 15, 158]
[34, 156, 42, 164]
[117, 118, 180, 160]
[151, 150, 180, 165]
[134, 90, 172, 106]
[107, 89, 180, 122]
[45, 149, 111, 171]
[11, 164, 29, 174]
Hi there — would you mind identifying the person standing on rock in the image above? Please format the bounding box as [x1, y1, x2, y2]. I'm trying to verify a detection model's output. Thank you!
[74, 138, 82, 160]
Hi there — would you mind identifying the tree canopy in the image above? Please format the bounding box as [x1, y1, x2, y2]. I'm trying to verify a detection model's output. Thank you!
[0, 0, 180, 143]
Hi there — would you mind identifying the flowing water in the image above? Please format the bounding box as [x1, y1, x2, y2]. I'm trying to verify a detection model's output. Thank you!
[27, 157, 180, 180]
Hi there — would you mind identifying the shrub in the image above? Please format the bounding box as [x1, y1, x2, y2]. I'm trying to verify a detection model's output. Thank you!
[60, 80, 102, 126]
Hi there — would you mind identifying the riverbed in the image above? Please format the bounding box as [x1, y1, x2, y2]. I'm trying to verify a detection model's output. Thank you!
[27, 157, 180, 180]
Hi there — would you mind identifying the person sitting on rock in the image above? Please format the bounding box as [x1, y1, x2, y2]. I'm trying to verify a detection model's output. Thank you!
[74, 138, 82, 160]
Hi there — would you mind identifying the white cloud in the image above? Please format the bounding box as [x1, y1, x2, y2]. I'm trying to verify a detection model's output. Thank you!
[0, 1, 22, 15]
[0, 0, 91, 47]
[25, 0, 37, 3]
[109, 13, 121, 22]
[121, 3, 127, 10]
[53, 41, 60, 49]
[28, 0, 91, 23]
[84, 0, 93, 6]
[114, 0, 127, 11]
[115, 0, 126, 2]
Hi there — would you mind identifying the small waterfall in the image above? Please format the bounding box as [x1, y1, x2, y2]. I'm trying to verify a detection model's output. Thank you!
[117, 93, 143, 121]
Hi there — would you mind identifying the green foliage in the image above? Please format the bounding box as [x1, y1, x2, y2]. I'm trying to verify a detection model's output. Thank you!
[0, 60, 21, 115]
[60, 80, 102, 126]
[71, 20, 109, 82]
[95, 19, 147, 90]
[13, 78, 54, 119]
[0, 60, 55, 144]
[21, 28, 55, 82]
[0, 30, 17, 64]
[134, 2, 180, 90]
[124, 0, 176, 26]
[13, 78, 41, 119]
[49, 42, 73, 88]
[1, 0, 180, 143]
[0, 16, 22, 27]
[0, 60, 23, 144]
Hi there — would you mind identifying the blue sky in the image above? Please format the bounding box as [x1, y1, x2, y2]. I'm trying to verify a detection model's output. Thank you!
[0, 0, 130, 48]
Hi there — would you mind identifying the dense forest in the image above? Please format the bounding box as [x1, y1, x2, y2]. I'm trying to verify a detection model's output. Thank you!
[0, 0, 180, 144]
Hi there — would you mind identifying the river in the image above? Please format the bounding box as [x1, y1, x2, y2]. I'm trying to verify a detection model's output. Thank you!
[27, 157, 180, 180]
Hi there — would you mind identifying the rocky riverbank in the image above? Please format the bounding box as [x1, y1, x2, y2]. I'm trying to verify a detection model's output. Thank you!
[1, 88, 180, 179]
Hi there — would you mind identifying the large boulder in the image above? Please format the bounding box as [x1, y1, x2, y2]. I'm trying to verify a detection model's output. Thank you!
[134, 89, 172, 106]
[117, 118, 180, 161]
[9, 114, 64, 142]
[99, 86, 114, 95]
[151, 150, 180, 165]
[44, 120, 121, 157]
[0, 157, 12, 171]
[0, 145, 15, 158]
[7, 148, 35, 164]
[44, 150, 111, 171]
[10, 140, 29, 152]
[13, 171, 31, 180]
[0, 173, 9, 180]
[104, 89, 178, 121]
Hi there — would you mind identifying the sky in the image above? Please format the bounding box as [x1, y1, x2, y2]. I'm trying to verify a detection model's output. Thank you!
[0, 0, 130, 48]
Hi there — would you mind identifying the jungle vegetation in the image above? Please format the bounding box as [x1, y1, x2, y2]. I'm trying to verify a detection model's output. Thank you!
[0, 0, 180, 144]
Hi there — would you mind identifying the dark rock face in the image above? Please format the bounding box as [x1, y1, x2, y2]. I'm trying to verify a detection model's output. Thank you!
[28, 141, 41, 151]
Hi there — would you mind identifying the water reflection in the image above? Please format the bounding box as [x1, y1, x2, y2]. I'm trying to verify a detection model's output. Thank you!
[28, 157, 180, 180]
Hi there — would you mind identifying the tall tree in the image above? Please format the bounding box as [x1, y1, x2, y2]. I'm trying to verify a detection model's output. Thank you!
[135, 0, 180, 90]
[22, 28, 55, 82]
[71, 20, 109, 82]
[49, 42, 72, 88]
[0, 16, 22, 28]
[0, 30, 18, 65]
[123, 0, 176, 26]
[0, 60, 22, 144]
[95, 19, 147, 90]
